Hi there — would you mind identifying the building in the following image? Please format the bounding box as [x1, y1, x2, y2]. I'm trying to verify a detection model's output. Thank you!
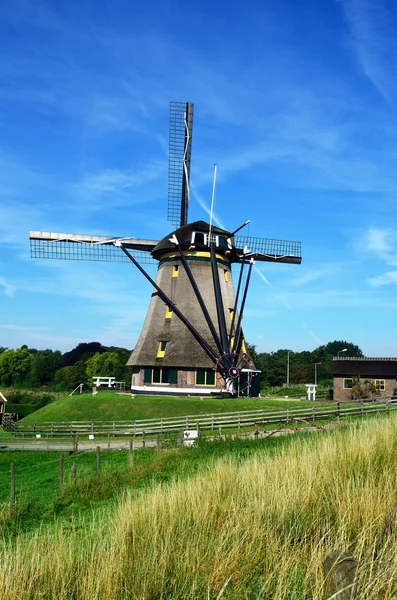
[127, 220, 259, 396]
[332, 357, 397, 401]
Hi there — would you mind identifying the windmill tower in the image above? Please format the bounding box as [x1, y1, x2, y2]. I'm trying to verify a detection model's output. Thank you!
[30, 102, 302, 397]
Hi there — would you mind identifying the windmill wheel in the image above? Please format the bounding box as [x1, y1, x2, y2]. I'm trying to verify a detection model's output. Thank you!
[214, 352, 253, 395]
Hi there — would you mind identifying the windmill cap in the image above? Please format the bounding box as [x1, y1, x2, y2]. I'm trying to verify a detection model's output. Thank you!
[151, 221, 239, 261]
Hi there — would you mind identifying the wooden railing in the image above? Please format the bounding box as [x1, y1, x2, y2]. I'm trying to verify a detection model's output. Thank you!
[13, 401, 397, 437]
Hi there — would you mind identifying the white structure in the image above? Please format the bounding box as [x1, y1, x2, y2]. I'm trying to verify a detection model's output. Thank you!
[92, 377, 126, 391]
[183, 430, 199, 447]
[0, 391, 7, 415]
[92, 376, 116, 388]
[306, 384, 317, 401]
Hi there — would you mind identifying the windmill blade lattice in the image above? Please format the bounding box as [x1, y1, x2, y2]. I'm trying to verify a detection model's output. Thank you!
[30, 232, 157, 264]
[234, 235, 301, 264]
[167, 101, 194, 228]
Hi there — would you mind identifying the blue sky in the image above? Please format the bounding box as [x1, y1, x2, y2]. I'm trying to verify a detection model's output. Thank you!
[1, 0, 397, 356]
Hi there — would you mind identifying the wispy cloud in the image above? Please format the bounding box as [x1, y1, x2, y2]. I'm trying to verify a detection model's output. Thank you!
[0, 278, 16, 297]
[367, 271, 397, 288]
[75, 160, 166, 208]
[191, 187, 226, 230]
[339, 0, 397, 103]
[0, 323, 48, 331]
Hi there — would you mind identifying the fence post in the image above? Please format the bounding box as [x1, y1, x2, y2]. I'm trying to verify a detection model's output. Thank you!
[157, 435, 160, 453]
[10, 463, 15, 508]
[59, 455, 64, 492]
[361, 401, 364, 417]
[72, 460, 77, 484]
[96, 446, 101, 476]
[142, 430, 146, 449]
[322, 551, 357, 599]
[336, 402, 340, 424]
[107, 433, 110, 450]
[238, 413, 241, 433]
[179, 429, 183, 450]
[254, 423, 259, 439]
[129, 438, 133, 454]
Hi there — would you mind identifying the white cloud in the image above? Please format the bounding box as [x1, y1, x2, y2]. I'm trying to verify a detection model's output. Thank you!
[367, 270, 397, 288]
[0, 277, 16, 297]
[339, 0, 396, 103]
[365, 227, 394, 253]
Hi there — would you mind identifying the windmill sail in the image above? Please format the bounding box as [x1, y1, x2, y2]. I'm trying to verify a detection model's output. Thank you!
[29, 232, 157, 264]
[167, 101, 194, 228]
[235, 235, 301, 264]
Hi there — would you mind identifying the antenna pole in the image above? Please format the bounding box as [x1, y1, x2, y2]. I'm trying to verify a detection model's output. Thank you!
[208, 164, 217, 243]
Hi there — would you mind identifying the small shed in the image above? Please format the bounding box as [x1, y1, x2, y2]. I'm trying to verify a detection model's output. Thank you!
[332, 357, 397, 401]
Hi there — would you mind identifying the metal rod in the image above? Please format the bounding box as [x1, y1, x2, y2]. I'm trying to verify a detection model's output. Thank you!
[229, 259, 246, 344]
[208, 164, 217, 242]
[209, 242, 230, 360]
[174, 241, 224, 359]
[232, 258, 254, 356]
[230, 220, 250, 237]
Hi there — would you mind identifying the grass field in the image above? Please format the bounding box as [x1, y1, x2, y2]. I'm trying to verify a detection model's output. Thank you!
[2, 413, 397, 598]
[19, 391, 329, 423]
[0, 434, 297, 537]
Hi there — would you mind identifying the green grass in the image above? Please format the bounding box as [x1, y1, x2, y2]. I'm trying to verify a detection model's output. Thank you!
[6, 403, 36, 416]
[20, 391, 330, 423]
[2, 413, 397, 598]
[0, 434, 300, 537]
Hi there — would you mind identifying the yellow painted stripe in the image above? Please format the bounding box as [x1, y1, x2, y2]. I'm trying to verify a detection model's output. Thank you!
[161, 250, 230, 262]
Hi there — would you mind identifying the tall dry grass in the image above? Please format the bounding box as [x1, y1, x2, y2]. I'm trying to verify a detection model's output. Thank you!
[2, 416, 397, 599]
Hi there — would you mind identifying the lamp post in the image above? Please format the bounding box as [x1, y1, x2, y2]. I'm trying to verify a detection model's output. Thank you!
[314, 362, 321, 386]
[337, 348, 348, 357]
[287, 351, 293, 388]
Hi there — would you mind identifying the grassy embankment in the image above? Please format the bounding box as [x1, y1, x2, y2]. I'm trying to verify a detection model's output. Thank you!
[20, 391, 320, 423]
[2, 414, 397, 598]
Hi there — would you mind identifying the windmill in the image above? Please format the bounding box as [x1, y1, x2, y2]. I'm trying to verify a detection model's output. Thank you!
[30, 102, 302, 397]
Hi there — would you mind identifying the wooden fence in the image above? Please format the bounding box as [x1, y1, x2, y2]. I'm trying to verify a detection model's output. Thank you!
[0, 401, 395, 452]
[13, 400, 397, 435]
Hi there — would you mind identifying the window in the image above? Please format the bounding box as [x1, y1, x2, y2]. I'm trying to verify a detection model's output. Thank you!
[224, 269, 229, 282]
[157, 341, 167, 358]
[165, 305, 173, 319]
[196, 368, 216, 386]
[375, 379, 386, 391]
[343, 379, 353, 389]
[146, 367, 177, 385]
[172, 265, 179, 278]
[192, 232, 206, 245]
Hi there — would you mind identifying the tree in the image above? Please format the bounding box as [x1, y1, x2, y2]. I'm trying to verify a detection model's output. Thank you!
[0, 348, 33, 386]
[85, 351, 132, 385]
[29, 350, 63, 386]
[324, 340, 363, 358]
[54, 360, 88, 390]
[62, 342, 106, 367]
